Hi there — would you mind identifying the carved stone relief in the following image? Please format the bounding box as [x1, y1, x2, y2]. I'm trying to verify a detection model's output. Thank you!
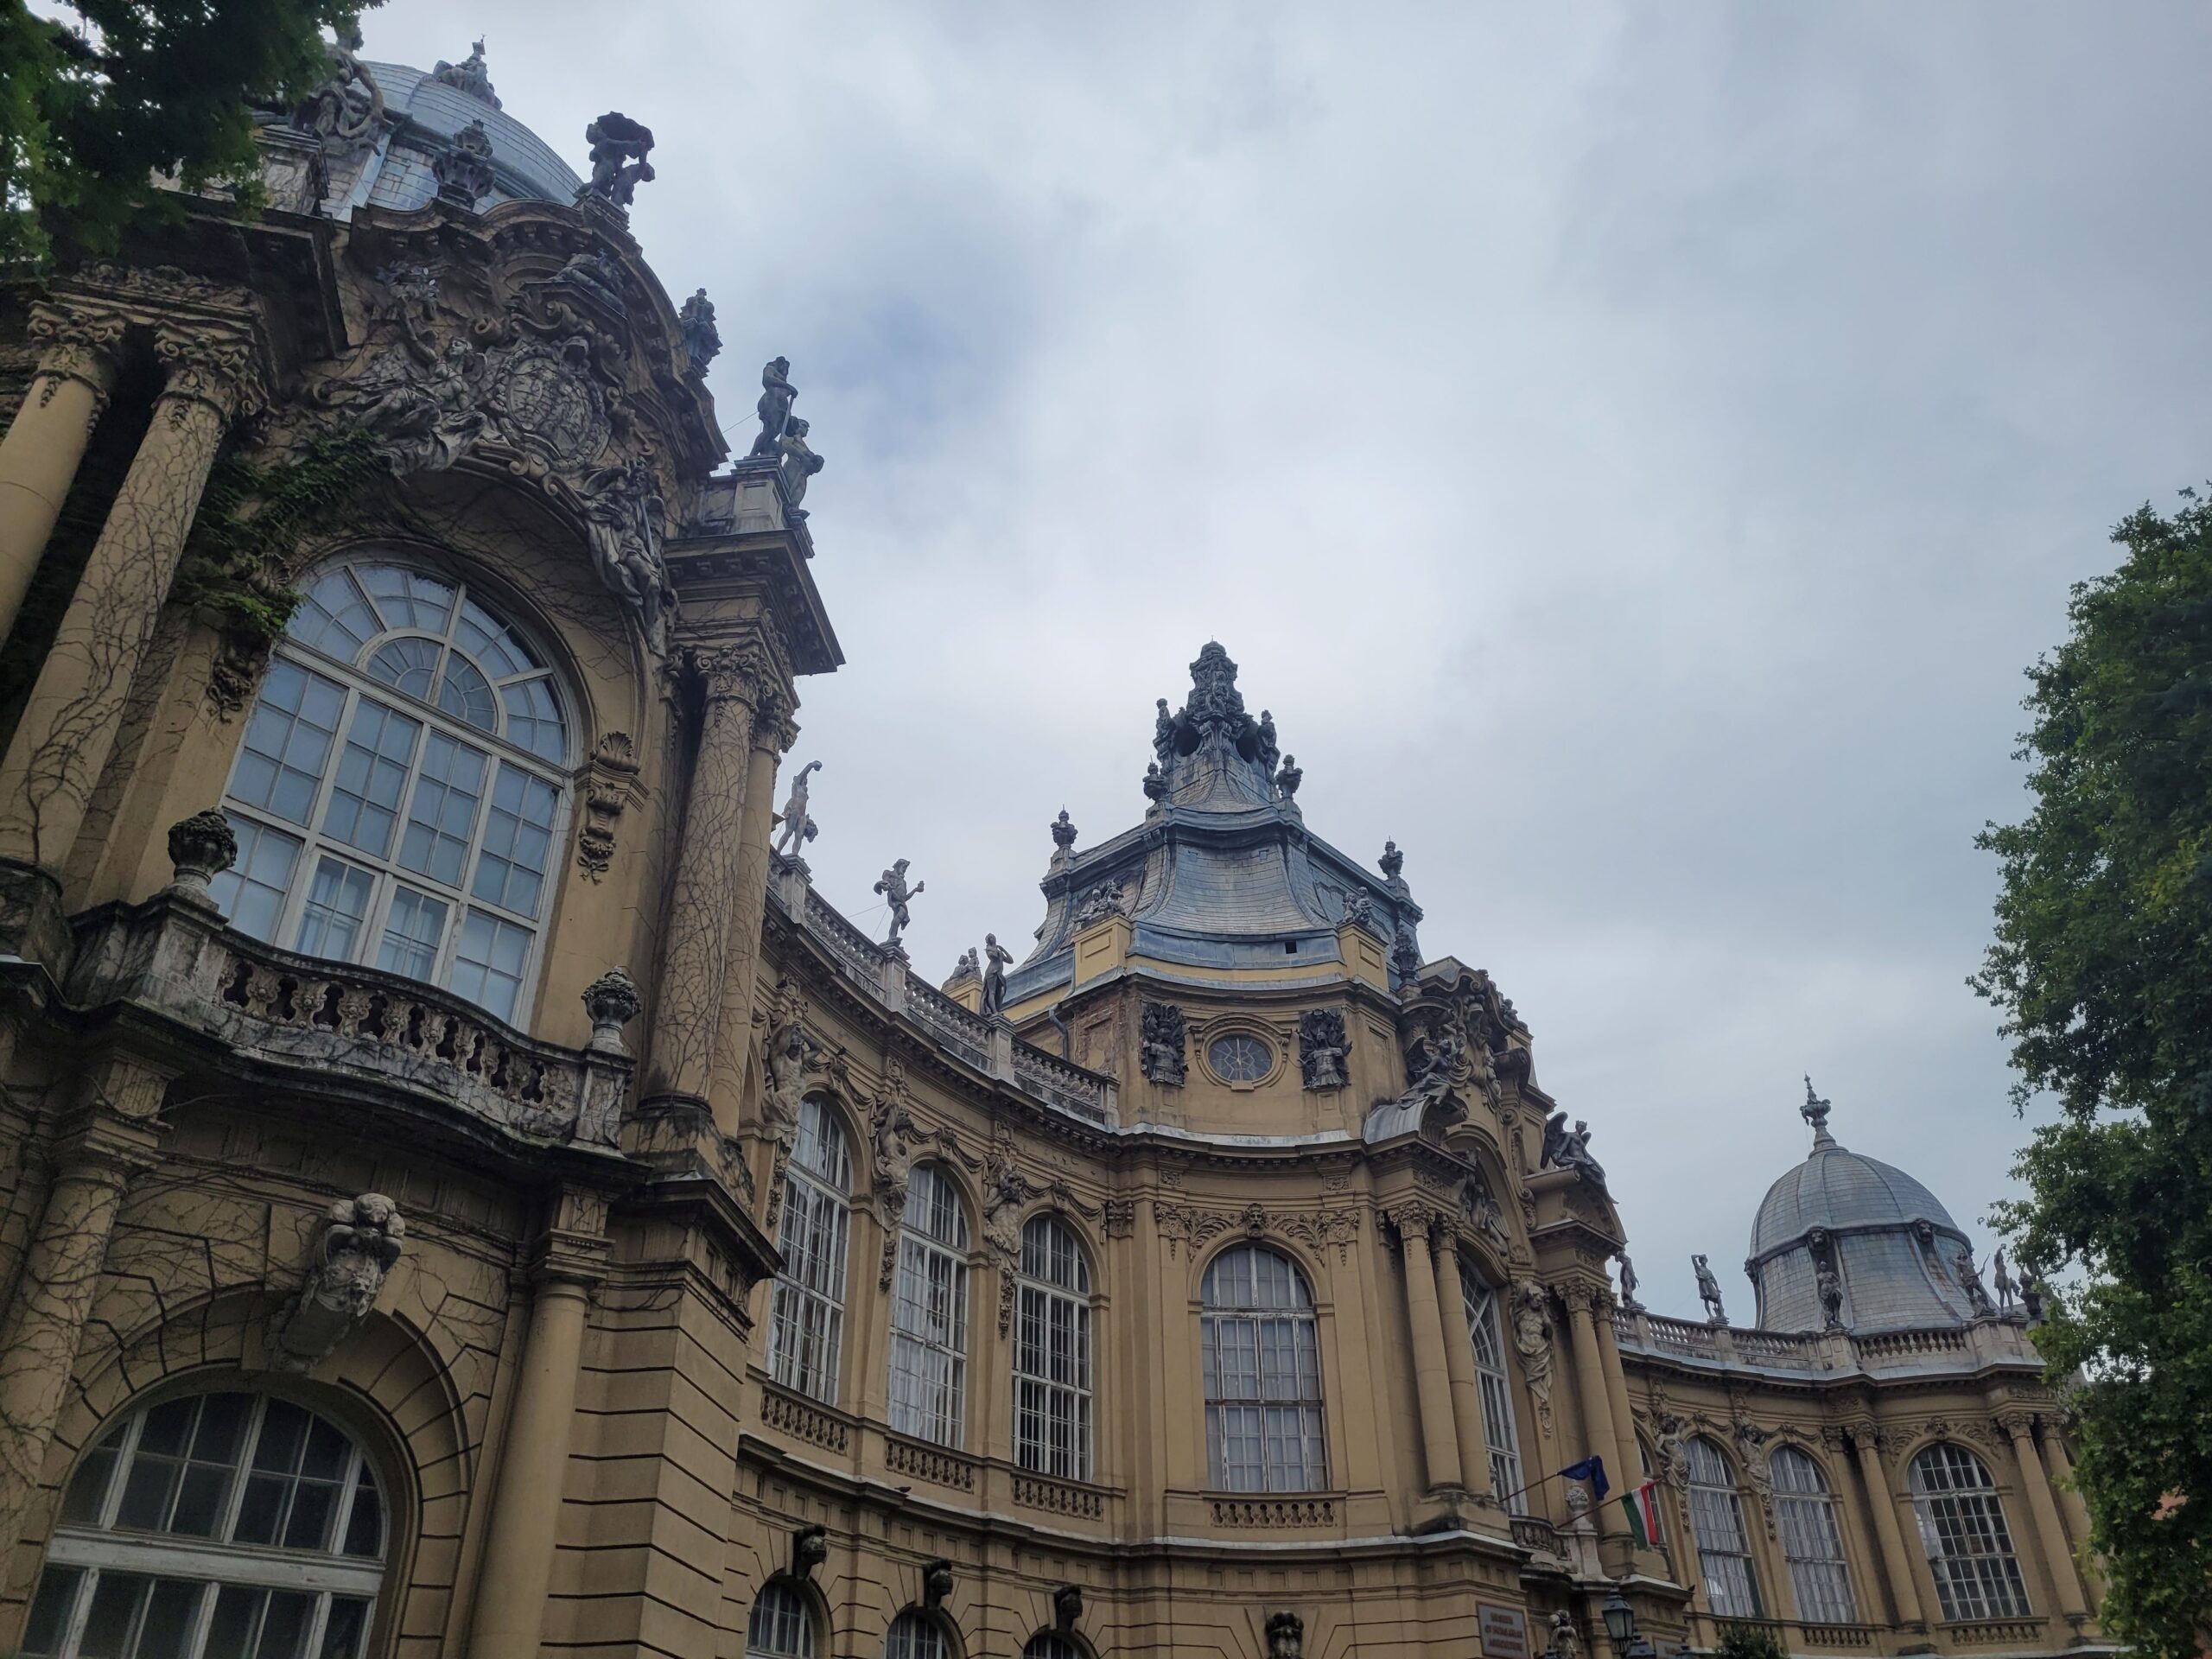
[267, 1194, 405, 1371]
[1140, 1001, 1186, 1086]
[576, 731, 642, 880]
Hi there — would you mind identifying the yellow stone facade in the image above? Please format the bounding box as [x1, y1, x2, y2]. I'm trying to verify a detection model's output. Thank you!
[0, 47, 2104, 1659]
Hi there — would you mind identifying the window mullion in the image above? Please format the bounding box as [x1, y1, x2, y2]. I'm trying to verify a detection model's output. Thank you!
[214, 1396, 264, 1544]
[182, 1577, 222, 1659]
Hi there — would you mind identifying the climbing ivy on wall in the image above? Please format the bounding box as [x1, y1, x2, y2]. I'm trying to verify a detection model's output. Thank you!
[176, 428, 390, 645]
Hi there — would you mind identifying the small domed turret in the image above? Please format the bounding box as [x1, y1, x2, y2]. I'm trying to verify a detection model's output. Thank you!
[1747, 1078, 1991, 1332]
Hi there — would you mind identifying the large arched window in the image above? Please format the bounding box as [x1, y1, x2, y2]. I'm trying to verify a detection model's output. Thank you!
[1457, 1260, 1525, 1507]
[1772, 1445, 1857, 1624]
[1014, 1215, 1093, 1481]
[746, 1580, 815, 1659]
[1023, 1637, 1084, 1659]
[23, 1391, 385, 1658]
[767, 1097, 854, 1405]
[208, 559, 572, 1027]
[887, 1165, 969, 1448]
[886, 1611, 954, 1659]
[1910, 1443, 2031, 1620]
[1686, 1436, 1764, 1618]
[1200, 1244, 1326, 1493]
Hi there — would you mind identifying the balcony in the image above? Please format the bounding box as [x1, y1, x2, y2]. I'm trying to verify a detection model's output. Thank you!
[64, 890, 632, 1150]
[1614, 1307, 2040, 1380]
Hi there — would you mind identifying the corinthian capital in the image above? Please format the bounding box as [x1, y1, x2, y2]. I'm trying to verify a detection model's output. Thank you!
[694, 640, 771, 709]
[26, 302, 126, 407]
[153, 324, 263, 423]
[1384, 1200, 1441, 1249]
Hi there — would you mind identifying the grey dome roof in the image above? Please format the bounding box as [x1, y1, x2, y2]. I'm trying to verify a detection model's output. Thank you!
[1750, 1144, 1959, 1258]
[364, 61, 583, 206]
[1747, 1082, 1986, 1334]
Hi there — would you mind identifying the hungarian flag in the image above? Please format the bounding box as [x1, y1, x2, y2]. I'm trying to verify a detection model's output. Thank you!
[1622, 1478, 1664, 1547]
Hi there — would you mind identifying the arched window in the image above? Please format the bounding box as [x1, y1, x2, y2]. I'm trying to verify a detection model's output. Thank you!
[1200, 1244, 1325, 1493]
[887, 1165, 969, 1448]
[1910, 1443, 2031, 1620]
[886, 1611, 954, 1659]
[1686, 1436, 1764, 1618]
[747, 1580, 814, 1659]
[1456, 1261, 1525, 1507]
[1024, 1636, 1084, 1659]
[1772, 1445, 1857, 1624]
[208, 559, 572, 1027]
[767, 1097, 853, 1405]
[22, 1391, 385, 1658]
[1014, 1214, 1094, 1481]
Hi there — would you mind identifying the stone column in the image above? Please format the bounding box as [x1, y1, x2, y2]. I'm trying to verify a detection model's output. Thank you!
[1389, 1206, 1464, 1494]
[1592, 1292, 1645, 1501]
[1562, 1286, 1629, 1540]
[465, 1268, 594, 1659]
[0, 1055, 167, 1559]
[2038, 1423, 2103, 1601]
[709, 687, 794, 1133]
[1849, 1427, 1926, 1630]
[1431, 1238, 1495, 1501]
[0, 326, 253, 896]
[642, 641, 764, 1126]
[2003, 1413, 2088, 1622]
[0, 305, 124, 644]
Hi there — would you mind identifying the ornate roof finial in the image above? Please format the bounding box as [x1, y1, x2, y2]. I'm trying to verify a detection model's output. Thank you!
[1051, 808, 1077, 852]
[1802, 1074, 1837, 1152]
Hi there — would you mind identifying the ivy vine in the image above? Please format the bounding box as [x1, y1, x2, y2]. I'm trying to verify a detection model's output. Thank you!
[176, 429, 391, 645]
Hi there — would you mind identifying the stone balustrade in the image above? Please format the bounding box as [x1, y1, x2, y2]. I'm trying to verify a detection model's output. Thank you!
[771, 858, 1118, 1128]
[1616, 1304, 2041, 1378]
[64, 891, 632, 1148]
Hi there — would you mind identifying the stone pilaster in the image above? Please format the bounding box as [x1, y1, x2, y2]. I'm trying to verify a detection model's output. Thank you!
[2038, 1421, 2103, 1602]
[0, 1053, 168, 1564]
[2001, 1411, 2088, 1623]
[643, 638, 779, 1127]
[1560, 1283, 1629, 1542]
[0, 303, 125, 644]
[463, 1185, 609, 1659]
[0, 321, 258, 960]
[1386, 1204, 1463, 1497]
[1848, 1424, 1927, 1630]
[1430, 1236, 1496, 1503]
[710, 684, 795, 1134]
[1592, 1290, 1645, 1507]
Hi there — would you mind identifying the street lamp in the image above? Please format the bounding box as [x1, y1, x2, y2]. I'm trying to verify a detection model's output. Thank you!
[1601, 1584, 1637, 1650]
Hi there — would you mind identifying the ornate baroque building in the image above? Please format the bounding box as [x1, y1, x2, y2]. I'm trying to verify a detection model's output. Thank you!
[0, 39, 2106, 1659]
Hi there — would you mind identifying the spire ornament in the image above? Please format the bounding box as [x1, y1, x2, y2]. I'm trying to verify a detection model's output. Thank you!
[1802, 1074, 1837, 1151]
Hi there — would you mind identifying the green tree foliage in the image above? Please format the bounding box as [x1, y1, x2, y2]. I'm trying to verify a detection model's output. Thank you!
[0, 0, 371, 269]
[1974, 489, 2212, 1658]
[1712, 1625, 1789, 1659]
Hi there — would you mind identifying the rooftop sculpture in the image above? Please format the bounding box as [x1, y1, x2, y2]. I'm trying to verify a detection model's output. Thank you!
[874, 859, 924, 950]
[582, 111, 656, 207]
[430, 38, 502, 107]
[773, 761, 823, 860]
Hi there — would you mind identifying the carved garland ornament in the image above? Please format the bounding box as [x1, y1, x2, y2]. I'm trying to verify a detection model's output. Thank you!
[1154, 1201, 1362, 1264]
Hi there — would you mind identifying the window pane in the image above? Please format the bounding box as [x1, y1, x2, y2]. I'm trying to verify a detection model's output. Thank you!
[287, 569, 379, 661]
[448, 909, 531, 1022]
[342, 1469, 382, 1558]
[207, 816, 302, 942]
[359, 565, 454, 632]
[230, 660, 344, 825]
[499, 678, 568, 763]
[293, 857, 375, 963]
[457, 598, 537, 678]
[22, 1566, 83, 1656]
[365, 636, 441, 702]
[318, 1598, 371, 1659]
[377, 887, 448, 982]
[62, 1439, 121, 1525]
[321, 700, 420, 859]
[397, 731, 486, 887]
[137, 1579, 203, 1659]
[77, 1571, 151, 1659]
[436, 652, 497, 732]
[472, 765, 558, 917]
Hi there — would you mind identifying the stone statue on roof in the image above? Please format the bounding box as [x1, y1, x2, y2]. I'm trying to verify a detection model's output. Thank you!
[582, 111, 656, 207]
[875, 859, 924, 948]
[1694, 1253, 1727, 1324]
[773, 761, 822, 858]
[776, 417, 823, 518]
[678, 289, 721, 374]
[431, 38, 501, 107]
[753, 357, 796, 457]
[980, 934, 1013, 1018]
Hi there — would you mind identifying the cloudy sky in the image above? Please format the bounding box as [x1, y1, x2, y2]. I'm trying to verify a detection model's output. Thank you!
[365, 1, 2212, 1319]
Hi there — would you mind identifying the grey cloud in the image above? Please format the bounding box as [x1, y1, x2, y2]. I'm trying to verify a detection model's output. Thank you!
[361, 0, 2212, 1317]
